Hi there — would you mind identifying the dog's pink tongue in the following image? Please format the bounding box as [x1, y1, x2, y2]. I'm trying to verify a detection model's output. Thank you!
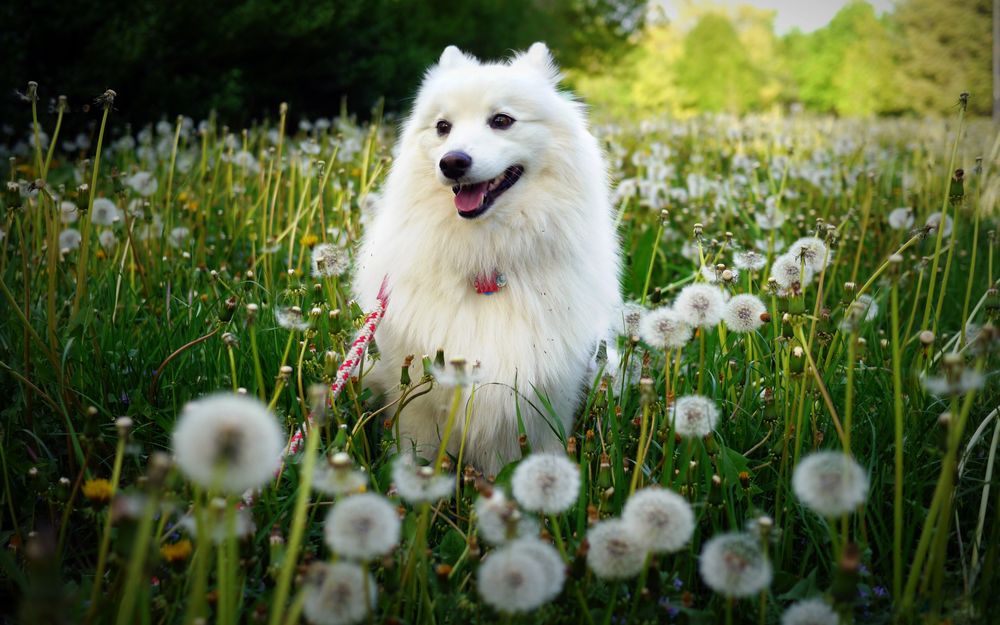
[454, 182, 489, 213]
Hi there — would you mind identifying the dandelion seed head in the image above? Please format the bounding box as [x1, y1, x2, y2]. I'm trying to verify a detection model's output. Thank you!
[617, 302, 645, 337]
[91, 198, 121, 226]
[755, 203, 787, 230]
[780, 598, 840, 625]
[477, 540, 552, 613]
[670, 395, 720, 439]
[98, 229, 116, 250]
[920, 368, 984, 397]
[586, 518, 647, 579]
[302, 561, 376, 625]
[168, 227, 190, 249]
[59, 228, 82, 252]
[925, 212, 953, 238]
[724, 294, 767, 333]
[311, 243, 350, 278]
[674, 284, 726, 328]
[699, 532, 773, 597]
[475, 489, 539, 545]
[60, 200, 79, 224]
[770, 253, 814, 291]
[640, 307, 693, 349]
[733, 249, 767, 272]
[323, 492, 400, 560]
[313, 452, 368, 496]
[511, 453, 580, 515]
[171, 393, 285, 494]
[622, 487, 695, 553]
[887, 207, 914, 230]
[391, 455, 454, 504]
[788, 237, 830, 273]
[178, 500, 255, 544]
[430, 357, 482, 388]
[126, 171, 158, 197]
[700, 264, 739, 284]
[792, 451, 869, 517]
[276, 306, 310, 332]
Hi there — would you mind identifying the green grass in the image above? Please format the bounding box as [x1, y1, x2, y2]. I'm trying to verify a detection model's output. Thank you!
[0, 89, 998, 625]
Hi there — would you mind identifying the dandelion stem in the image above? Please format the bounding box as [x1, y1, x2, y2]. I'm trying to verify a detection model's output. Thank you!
[86, 426, 128, 619]
[268, 422, 322, 625]
[71, 95, 112, 319]
[920, 103, 966, 334]
[890, 270, 905, 601]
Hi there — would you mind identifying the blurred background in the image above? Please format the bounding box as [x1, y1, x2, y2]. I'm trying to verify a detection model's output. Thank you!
[0, 0, 993, 131]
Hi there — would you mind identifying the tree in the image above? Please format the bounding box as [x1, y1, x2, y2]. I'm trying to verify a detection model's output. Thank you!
[675, 12, 760, 114]
[782, 1, 899, 116]
[893, 0, 992, 115]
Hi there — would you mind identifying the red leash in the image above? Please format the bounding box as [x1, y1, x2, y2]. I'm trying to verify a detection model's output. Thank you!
[285, 276, 390, 456]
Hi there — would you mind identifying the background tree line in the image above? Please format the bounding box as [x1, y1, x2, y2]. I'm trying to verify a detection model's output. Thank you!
[0, 0, 992, 132]
[575, 0, 992, 118]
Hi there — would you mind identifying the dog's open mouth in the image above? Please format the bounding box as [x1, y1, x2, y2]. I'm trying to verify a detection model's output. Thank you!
[451, 165, 524, 219]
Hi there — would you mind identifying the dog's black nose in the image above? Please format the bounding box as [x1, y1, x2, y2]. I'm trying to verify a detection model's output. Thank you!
[439, 151, 472, 180]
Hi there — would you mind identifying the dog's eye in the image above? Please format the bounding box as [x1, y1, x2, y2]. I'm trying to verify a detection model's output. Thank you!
[489, 114, 515, 130]
[435, 120, 451, 137]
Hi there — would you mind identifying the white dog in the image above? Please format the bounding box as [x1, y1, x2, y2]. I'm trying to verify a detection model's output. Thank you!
[354, 43, 621, 475]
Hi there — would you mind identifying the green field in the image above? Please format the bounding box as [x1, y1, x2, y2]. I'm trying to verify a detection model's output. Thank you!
[1, 91, 998, 625]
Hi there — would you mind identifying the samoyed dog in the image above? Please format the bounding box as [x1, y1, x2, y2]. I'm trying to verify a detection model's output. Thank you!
[354, 43, 621, 475]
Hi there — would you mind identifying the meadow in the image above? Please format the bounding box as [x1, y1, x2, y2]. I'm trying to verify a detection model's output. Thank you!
[0, 87, 998, 625]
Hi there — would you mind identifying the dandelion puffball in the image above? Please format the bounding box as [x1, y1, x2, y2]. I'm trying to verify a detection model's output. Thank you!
[699, 532, 773, 598]
[59, 228, 82, 252]
[887, 207, 914, 230]
[171, 393, 285, 494]
[323, 492, 401, 560]
[640, 306, 693, 349]
[733, 249, 767, 272]
[670, 395, 720, 439]
[674, 284, 726, 328]
[302, 561, 376, 625]
[91, 197, 121, 226]
[311, 243, 350, 278]
[477, 539, 557, 613]
[312, 452, 368, 496]
[788, 236, 830, 273]
[780, 598, 840, 625]
[724, 294, 767, 333]
[475, 489, 539, 545]
[925, 211, 953, 238]
[60, 201, 79, 224]
[770, 253, 814, 291]
[617, 302, 645, 337]
[622, 487, 695, 553]
[792, 451, 869, 517]
[511, 453, 581, 515]
[391, 455, 454, 504]
[586, 518, 648, 579]
[126, 171, 158, 197]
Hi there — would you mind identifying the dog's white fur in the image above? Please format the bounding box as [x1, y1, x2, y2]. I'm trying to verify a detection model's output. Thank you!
[354, 43, 621, 475]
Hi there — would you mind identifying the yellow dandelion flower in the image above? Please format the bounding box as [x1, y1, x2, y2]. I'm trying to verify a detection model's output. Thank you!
[300, 233, 319, 248]
[83, 478, 113, 503]
[160, 539, 193, 563]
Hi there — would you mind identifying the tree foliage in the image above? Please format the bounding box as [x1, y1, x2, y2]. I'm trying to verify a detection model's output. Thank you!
[1, 0, 643, 126]
[569, 0, 992, 118]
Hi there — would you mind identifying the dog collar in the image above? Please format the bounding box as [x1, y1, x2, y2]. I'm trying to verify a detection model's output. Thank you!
[473, 270, 507, 295]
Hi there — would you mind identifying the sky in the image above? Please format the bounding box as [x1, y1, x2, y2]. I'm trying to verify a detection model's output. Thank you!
[653, 0, 897, 34]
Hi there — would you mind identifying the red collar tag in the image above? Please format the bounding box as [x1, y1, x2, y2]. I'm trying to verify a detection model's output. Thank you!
[473, 271, 507, 295]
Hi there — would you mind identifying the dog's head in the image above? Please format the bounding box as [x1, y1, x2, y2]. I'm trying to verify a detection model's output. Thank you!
[401, 42, 580, 220]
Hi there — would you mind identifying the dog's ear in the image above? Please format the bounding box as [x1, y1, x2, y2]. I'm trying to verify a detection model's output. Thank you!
[511, 42, 561, 84]
[438, 45, 474, 69]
